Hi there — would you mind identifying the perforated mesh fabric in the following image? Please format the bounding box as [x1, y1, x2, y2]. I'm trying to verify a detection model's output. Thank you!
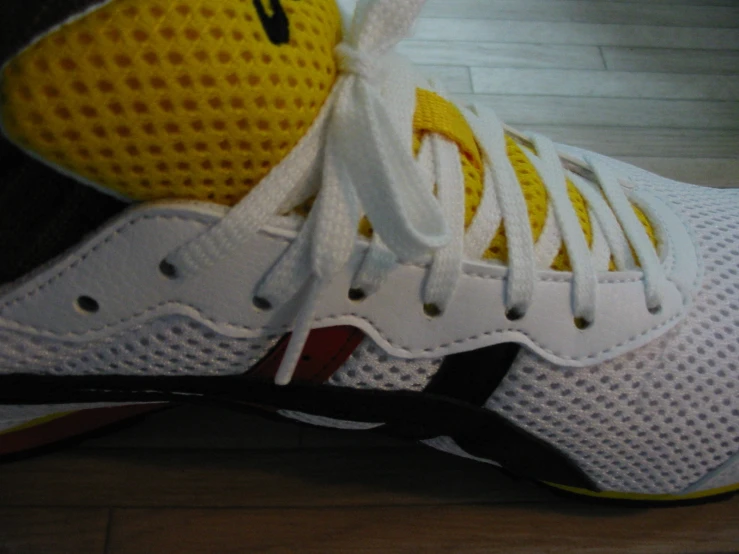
[329, 337, 443, 392]
[1, 0, 658, 275]
[0, 316, 280, 376]
[409, 91, 651, 271]
[1, 0, 342, 205]
[488, 177, 739, 495]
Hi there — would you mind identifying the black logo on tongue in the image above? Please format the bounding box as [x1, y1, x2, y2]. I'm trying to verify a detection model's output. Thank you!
[254, 0, 291, 45]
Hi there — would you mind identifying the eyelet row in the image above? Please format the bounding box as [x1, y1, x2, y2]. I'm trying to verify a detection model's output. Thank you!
[73, 259, 664, 331]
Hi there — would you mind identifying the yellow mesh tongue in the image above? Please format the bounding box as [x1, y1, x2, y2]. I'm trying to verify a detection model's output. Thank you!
[413, 90, 657, 271]
[1, 0, 655, 272]
[1, 0, 342, 205]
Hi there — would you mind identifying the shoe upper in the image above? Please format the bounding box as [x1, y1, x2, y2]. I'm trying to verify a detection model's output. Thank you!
[489, 163, 739, 494]
[0, 0, 737, 497]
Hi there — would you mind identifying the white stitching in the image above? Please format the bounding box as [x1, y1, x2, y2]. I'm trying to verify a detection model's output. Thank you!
[0, 205, 695, 364]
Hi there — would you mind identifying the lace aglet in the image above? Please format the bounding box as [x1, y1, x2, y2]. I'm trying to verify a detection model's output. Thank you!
[274, 334, 308, 386]
[273, 277, 323, 386]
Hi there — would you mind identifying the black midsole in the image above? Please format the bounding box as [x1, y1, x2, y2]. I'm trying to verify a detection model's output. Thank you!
[0, 373, 596, 490]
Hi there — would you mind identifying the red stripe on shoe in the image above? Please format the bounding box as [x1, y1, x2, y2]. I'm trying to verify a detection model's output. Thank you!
[249, 327, 365, 384]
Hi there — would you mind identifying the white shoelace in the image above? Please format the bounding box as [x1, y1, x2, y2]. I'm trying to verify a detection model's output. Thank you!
[165, 0, 667, 385]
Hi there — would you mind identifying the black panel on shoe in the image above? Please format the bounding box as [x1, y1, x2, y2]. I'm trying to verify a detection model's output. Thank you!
[0, 372, 597, 490]
[0, 142, 127, 285]
[0, 0, 130, 284]
[377, 342, 521, 439]
[424, 342, 521, 405]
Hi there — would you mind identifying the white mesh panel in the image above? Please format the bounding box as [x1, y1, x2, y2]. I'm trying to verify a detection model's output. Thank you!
[329, 337, 443, 391]
[488, 178, 739, 495]
[0, 316, 280, 377]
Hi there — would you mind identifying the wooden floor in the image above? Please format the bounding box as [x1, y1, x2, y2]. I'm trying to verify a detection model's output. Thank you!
[2, 0, 739, 552]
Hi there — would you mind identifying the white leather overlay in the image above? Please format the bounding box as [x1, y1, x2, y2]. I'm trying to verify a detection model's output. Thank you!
[0, 193, 701, 366]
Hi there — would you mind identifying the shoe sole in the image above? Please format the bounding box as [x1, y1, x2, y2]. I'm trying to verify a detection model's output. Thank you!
[0, 404, 165, 460]
[3, 374, 738, 505]
[544, 481, 739, 506]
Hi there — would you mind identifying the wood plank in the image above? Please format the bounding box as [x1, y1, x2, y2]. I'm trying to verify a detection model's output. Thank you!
[471, 68, 739, 100]
[414, 19, 739, 50]
[0, 508, 109, 554]
[421, 0, 739, 28]
[417, 64, 473, 93]
[108, 500, 739, 554]
[610, 0, 737, 5]
[398, 41, 605, 70]
[616, 157, 739, 187]
[516, 125, 739, 158]
[603, 47, 739, 74]
[593, 0, 738, 5]
[465, 94, 739, 129]
[0, 447, 552, 508]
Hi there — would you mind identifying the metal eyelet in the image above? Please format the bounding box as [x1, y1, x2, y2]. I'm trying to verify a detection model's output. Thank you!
[252, 296, 274, 312]
[75, 295, 100, 315]
[423, 303, 443, 318]
[348, 288, 367, 302]
[159, 259, 178, 279]
[574, 317, 593, 330]
[505, 308, 526, 322]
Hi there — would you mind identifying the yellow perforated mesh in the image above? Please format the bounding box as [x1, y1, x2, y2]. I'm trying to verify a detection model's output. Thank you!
[409, 92, 658, 270]
[1, 0, 342, 205]
[483, 138, 553, 263]
[1, 0, 659, 274]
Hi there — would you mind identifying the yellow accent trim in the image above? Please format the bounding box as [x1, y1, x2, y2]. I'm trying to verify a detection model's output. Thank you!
[634, 204, 659, 252]
[413, 89, 485, 229]
[414, 89, 481, 163]
[0, 411, 72, 436]
[546, 481, 739, 502]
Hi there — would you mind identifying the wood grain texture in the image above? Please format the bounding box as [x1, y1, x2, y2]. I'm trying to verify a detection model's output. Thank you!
[464, 95, 739, 129]
[422, 0, 739, 28]
[419, 64, 474, 93]
[414, 19, 739, 49]
[107, 501, 739, 554]
[603, 47, 739, 74]
[398, 41, 606, 69]
[517, 126, 739, 158]
[0, 509, 109, 554]
[0, 447, 551, 508]
[470, 68, 739, 100]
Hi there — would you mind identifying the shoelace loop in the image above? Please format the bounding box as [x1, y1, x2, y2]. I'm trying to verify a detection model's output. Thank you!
[165, 0, 667, 386]
[335, 43, 377, 79]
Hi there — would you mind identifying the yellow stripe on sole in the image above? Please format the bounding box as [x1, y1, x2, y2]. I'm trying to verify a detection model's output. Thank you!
[546, 480, 739, 502]
[0, 412, 72, 436]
